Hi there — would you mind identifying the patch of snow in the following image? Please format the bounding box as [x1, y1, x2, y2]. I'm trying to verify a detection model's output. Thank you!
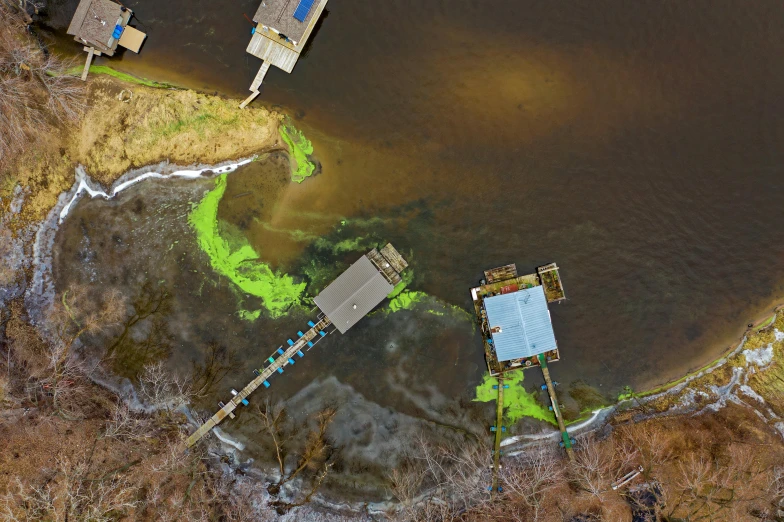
[775, 329, 784, 342]
[739, 384, 766, 404]
[59, 158, 254, 223]
[744, 344, 774, 367]
[213, 427, 246, 451]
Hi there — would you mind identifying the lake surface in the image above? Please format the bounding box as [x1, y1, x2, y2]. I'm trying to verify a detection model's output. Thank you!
[47, 0, 784, 488]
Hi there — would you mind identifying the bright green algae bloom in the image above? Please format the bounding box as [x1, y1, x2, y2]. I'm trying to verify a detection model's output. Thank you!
[474, 371, 556, 425]
[279, 124, 316, 183]
[388, 290, 427, 313]
[189, 175, 306, 318]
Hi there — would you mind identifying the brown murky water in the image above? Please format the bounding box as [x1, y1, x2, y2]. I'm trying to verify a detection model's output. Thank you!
[46, 0, 784, 498]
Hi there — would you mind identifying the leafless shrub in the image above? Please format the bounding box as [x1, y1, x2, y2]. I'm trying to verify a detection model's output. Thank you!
[499, 445, 566, 521]
[389, 433, 492, 522]
[137, 361, 192, 413]
[0, 455, 138, 521]
[0, 3, 86, 169]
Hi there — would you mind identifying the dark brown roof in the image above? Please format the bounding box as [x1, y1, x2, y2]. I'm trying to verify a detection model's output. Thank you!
[253, 0, 324, 44]
[66, 0, 125, 54]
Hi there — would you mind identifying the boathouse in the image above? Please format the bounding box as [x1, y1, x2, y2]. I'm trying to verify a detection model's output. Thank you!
[240, 0, 329, 108]
[471, 263, 565, 375]
[67, 0, 147, 80]
[315, 244, 407, 333]
[484, 286, 557, 361]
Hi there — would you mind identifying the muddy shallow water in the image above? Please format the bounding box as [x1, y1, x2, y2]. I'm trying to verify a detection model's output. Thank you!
[44, 0, 784, 501]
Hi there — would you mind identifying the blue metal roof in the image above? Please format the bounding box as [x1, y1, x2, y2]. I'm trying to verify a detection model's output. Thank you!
[484, 286, 557, 361]
[293, 0, 315, 22]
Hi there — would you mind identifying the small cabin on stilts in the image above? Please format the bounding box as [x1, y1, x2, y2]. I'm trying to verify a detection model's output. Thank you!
[66, 0, 147, 81]
[240, 0, 328, 109]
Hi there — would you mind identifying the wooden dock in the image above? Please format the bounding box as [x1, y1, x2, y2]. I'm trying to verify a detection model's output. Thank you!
[538, 354, 574, 461]
[491, 376, 504, 492]
[186, 315, 332, 447]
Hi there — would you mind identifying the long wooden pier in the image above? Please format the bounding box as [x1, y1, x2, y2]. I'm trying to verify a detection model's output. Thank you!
[538, 354, 574, 462]
[186, 315, 332, 447]
[491, 376, 505, 492]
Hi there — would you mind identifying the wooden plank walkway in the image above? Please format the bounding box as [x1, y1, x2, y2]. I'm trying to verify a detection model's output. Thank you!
[186, 315, 333, 447]
[538, 354, 575, 461]
[491, 376, 504, 492]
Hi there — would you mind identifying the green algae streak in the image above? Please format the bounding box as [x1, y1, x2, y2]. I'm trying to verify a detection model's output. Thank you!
[388, 290, 427, 313]
[65, 65, 174, 88]
[388, 269, 414, 299]
[189, 175, 306, 318]
[474, 372, 556, 426]
[280, 124, 315, 183]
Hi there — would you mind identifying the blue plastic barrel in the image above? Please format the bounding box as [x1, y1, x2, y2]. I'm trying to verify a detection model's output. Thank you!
[288, 358, 295, 365]
[297, 331, 304, 337]
[241, 399, 249, 406]
[307, 341, 314, 347]
[268, 357, 275, 364]
[277, 367, 284, 374]
[319, 330, 326, 337]
[263, 380, 270, 388]
[251, 27, 256, 35]
[297, 350, 305, 358]
[307, 321, 315, 327]
[287, 339, 294, 346]
[277, 348, 285, 355]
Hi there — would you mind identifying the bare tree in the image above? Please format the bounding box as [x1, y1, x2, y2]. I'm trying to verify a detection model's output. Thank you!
[137, 361, 192, 413]
[0, 455, 138, 521]
[0, 4, 85, 169]
[256, 400, 337, 511]
[500, 445, 565, 522]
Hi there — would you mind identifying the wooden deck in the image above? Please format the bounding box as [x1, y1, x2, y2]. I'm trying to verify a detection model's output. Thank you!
[186, 315, 333, 447]
[246, 31, 299, 73]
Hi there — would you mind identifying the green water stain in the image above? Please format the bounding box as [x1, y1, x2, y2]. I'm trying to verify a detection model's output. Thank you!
[280, 124, 315, 183]
[426, 309, 445, 316]
[189, 175, 306, 318]
[388, 290, 427, 313]
[474, 372, 556, 426]
[255, 219, 318, 242]
[239, 309, 262, 321]
[312, 235, 372, 255]
[64, 65, 174, 88]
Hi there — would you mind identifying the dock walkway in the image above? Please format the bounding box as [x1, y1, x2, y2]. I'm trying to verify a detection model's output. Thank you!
[538, 354, 574, 461]
[186, 315, 332, 447]
[491, 376, 504, 492]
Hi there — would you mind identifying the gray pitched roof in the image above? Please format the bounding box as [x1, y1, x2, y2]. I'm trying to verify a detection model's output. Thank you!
[252, 0, 325, 43]
[484, 285, 557, 361]
[314, 255, 393, 334]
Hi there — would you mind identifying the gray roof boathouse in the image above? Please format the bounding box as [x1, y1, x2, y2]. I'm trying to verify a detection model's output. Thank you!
[67, 0, 147, 80]
[314, 244, 407, 333]
[240, 0, 329, 108]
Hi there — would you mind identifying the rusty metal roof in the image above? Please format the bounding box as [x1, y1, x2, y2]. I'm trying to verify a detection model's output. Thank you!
[314, 255, 393, 334]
